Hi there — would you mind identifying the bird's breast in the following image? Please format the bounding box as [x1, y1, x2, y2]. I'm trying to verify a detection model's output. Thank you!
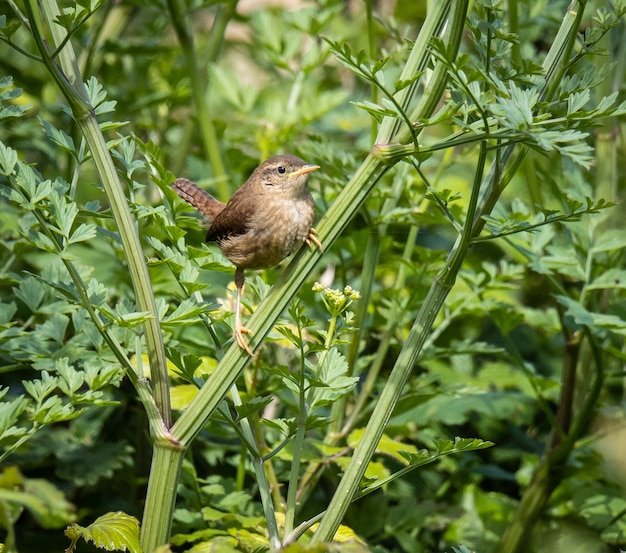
[218, 194, 315, 270]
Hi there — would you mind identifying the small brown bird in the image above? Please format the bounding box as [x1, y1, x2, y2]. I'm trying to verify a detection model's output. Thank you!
[173, 154, 322, 354]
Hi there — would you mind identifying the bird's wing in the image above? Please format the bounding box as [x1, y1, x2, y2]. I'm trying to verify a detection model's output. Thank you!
[205, 190, 256, 243]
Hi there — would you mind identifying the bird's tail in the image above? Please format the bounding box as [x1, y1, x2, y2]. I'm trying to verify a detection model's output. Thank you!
[172, 178, 226, 221]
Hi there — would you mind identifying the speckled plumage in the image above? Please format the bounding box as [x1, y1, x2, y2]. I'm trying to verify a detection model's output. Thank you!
[172, 154, 322, 353]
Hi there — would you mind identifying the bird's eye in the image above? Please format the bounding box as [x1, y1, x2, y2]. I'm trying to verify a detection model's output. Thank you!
[277, 166, 286, 174]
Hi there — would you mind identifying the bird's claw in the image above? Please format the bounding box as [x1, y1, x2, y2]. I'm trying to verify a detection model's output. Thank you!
[306, 228, 323, 251]
[235, 324, 254, 355]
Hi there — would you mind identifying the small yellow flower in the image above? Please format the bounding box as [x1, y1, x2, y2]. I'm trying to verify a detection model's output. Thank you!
[313, 282, 360, 316]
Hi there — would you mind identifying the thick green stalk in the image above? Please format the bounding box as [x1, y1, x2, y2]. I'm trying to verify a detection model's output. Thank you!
[496, 334, 604, 553]
[342, 224, 419, 435]
[28, 1, 172, 427]
[375, 1, 451, 145]
[139, 444, 186, 552]
[23, 4, 178, 551]
[311, 0, 470, 541]
[298, 163, 417, 508]
[311, 234, 468, 543]
[79, 114, 174, 426]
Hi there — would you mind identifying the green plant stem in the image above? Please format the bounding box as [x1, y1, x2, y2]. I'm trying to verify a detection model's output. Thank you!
[136, 153, 382, 549]
[229, 384, 280, 552]
[343, 223, 419, 434]
[167, 0, 229, 199]
[490, 3, 590, 550]
[312, 159, 484, 545]
[311, 0, 470, 541]
[21, 4, 178, 551]
[375, 1, 451, 145]
[496, 331, 604, 553]
[311, 235, 466, 542]
[283, 325, 308, 540]
[140, 443, 186, 550]
[25, 0, 172, 427]
[365, 0, 377, 143]
[345, 225, 380, 377]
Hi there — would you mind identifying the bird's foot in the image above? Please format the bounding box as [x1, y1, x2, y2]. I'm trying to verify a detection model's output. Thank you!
[306, 228, 323, 251]
[235, 322, 254, 355]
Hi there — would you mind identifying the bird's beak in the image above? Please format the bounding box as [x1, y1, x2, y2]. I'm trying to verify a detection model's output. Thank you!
[288, 164, 320, 178]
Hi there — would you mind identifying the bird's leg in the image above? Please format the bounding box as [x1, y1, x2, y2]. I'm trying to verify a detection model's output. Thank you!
[306, 228, 323, 251]
[234, 267, 253, 355]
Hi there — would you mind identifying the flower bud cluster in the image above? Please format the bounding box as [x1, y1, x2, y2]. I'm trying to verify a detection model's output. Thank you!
[313, 282, 361, 316]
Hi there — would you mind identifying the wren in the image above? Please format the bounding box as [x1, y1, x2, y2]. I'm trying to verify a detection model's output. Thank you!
[172, 154, 322, 354]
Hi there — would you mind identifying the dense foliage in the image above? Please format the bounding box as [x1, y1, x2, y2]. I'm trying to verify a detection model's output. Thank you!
[1, 1, 626, 552]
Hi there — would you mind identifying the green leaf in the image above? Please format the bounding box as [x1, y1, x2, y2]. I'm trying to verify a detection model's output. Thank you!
[33, 396, 79, 424]
[22, 371, 59, 403]
[351, 100, 397, 122]
[567, 89, 590, 114]
[161, 298, 211, 328]
[0, 474, 76, 528]
[67, 223, 97, 246]
[491, 83, 538, 129]
[36, 313, 70, 344]
[65, 511, 141, 553]
[85, 76, 117, 114]
[557, 295, 626, 335]
[355, 437, 494, 498]
[578, 493, 626, 543]
[0, 394, 30, 446]
[233, 396, 273, 421]
[591, 229, 626, 253]
[55, 358, 85, 396]
[14, 276, 48, 312]
[587, 268, 626, 290]
[40, 119, 76, 157]
[309, 348, 359, 410]
[0, 141, 18, 175]
[0, 302, 17, 326]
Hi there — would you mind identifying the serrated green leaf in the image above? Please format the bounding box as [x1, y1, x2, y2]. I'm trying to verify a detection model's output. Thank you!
[66, 511, 141, 553]
[22, 372, 58, 403]
[40, 119, 76, 156]
[351, 100, 397, 121]
[309, 348, 359, 410]
[36, 313, 69, 344]
[591, 229, 626, 253]
[161, 298, 209, 327]
[49, 192, 78, 239]
[355, 435, 494, 498]
[587, 268, 626, 290]
[33, 396, 78, 424]
[14, 276, 48, 312]
[567, 89, 590, 115]
[30, 179, 54, 205]
[233, 396, 273, 421]
[67, 223, 97, 246]
[116, 310, 153, 328]
[55, 358, 85, 396]
[0, 394, 30, 440]
[557, 295, 626, 335]
[0, 142, 18, 175]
